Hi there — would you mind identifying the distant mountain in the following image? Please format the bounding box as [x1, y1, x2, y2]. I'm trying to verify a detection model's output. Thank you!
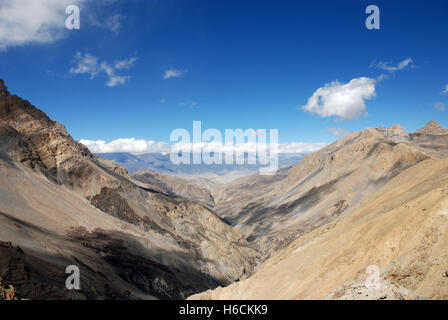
[97, 152, 303, 176]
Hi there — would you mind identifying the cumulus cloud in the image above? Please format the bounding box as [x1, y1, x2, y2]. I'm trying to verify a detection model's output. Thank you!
[376, 58, 414, 72]
[442, 84, 448, 95]
[0, 0, 86, 50]
[163, 69, 186, 80]
[80, 138, 171, 154]
[434, 102, 445, 112]
[70, 52, 136, 87]
[327, 128, 351, 138]
[301, 77, 376, 120]
[80, 138, 328, 155]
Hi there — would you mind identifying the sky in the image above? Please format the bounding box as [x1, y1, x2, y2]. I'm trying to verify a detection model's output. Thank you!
[0, 0, 447, 154]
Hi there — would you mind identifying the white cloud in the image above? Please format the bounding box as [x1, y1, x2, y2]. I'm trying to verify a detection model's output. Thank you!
[277, 142, 328, 154]
[301, 77, 376, 120]
[376, 73, 389, 83]
[160, 99, 167, 103]
[442, 84, 448, 95]
[0, 0, 86, 50]
[69, 52, 99, 77]
[163, 69, 186, 80]
[434, 102, 445, 112]
[376, 58, 414, 72]
[80, 138, 171, 154]
[70, 52, 136, 87]
[114, 57, 138, 70]
[327, 128, 351, 138]
[80, 138, 328, 155]
[89, 14, 124, 34]
[179, 101, 199, 108]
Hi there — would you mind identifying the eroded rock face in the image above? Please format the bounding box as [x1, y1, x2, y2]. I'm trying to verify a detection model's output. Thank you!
[378, 124, 410, 143]
[0, 79, 258, 300]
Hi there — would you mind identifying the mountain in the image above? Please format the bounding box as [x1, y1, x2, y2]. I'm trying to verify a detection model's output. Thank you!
[190, 121, 448, 300]
[0, 79, 258, 299]
[97, 152, 303, 178]
[210, 125, 442, 256]
[2, 78, 448, 300]
[415, 120, 448, 136]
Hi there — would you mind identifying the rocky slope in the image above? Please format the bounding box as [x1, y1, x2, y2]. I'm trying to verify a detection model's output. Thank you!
[131, 170, 215, 207]
[211, 122, 448, 258]
[190, 123, 448, 300]
[0, 79, 258, 299]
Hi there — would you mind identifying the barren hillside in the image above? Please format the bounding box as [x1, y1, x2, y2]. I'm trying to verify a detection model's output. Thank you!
[190, 126, 448, 300]
[0, 79, 258, 299]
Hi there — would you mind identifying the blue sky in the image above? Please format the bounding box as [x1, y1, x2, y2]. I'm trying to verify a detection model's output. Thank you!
[0, 0, 447, 153]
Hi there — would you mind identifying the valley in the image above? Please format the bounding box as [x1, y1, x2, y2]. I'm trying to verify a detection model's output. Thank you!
[1, 78, 448, 300]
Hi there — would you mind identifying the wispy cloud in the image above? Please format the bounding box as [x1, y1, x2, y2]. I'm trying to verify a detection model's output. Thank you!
[69, 52, 99, 78]
[160, 99, 167, 103]
[0, 0, 85, 50]
[80, 138, 328, 155]
[376, 58, 414, 72]
[442, 84, 448, 95]
[70, 52, 136, 87]
[434, 102, 445, 112]
[301, 77, 376, 120]
[179, 101, 199, 108]
[327, 128, 351, 138]
[114, 57, 138, 69]
[163, 69, 186, 80]
[89, 14, 125, 34]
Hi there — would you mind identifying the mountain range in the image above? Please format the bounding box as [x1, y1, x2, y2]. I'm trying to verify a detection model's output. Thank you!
[1, 78, 448, 300]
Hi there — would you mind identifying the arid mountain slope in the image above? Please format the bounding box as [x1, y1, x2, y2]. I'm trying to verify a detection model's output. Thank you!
[190, 156, 448, 300]
[0, 79, 257, 299]
[131, 170, 215, 207]
[213, 123, 447, 257]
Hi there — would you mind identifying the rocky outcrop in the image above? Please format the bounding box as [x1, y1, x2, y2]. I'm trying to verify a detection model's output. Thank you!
[378, 124, 410, 143]
[326, 279, 424, 300]
[0, 278, 18, 300]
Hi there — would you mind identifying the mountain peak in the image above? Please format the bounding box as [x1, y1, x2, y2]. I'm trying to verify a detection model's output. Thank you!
[0, 79, 9, 98]
[416, 120, 448, 135]
[377, 124, 409, 143]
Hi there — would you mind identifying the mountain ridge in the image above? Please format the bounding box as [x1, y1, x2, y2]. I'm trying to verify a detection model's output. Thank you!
[0, 79, 258, 299]
[189, 122, 448, 300]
